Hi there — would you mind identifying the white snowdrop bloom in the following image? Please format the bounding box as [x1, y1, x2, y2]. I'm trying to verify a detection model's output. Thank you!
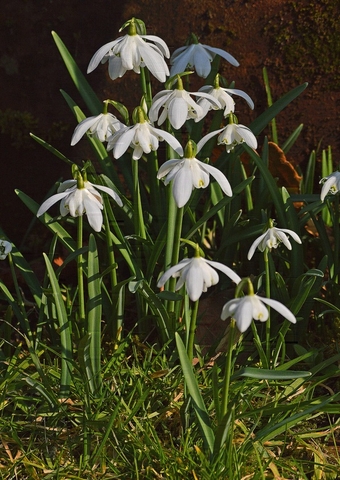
[320, 171, 340, 202]
[158, 256, 241, 302]
[71, 113, 123, 145]
[247, 225, 302, 260]
[157, 140, 232, 207]
[87, 20, 170, 82]
[170, 36, 239, 78]
[37, 177, 122, 232]
[221, 294, 296, 333]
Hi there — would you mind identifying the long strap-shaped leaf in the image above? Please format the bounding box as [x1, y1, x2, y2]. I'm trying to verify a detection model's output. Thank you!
[175, 332, 215, 455]
[43, 253, 72, 397]
[52, 31, 102, 115]
[87, 234, 102, 393]
[250, 83, 308, 136]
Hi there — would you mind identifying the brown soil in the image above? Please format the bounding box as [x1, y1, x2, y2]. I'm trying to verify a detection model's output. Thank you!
[1, 0, 339, 246]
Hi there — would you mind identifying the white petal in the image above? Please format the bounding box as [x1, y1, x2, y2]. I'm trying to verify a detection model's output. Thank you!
[199, 161, 233, 197]
[247, 232, 268, 259]
[196, 128, 224, 153]
[168, 96, 189, 129]
[112, 127, 136, 159]
[37, 191, 70, 217]
[224, 88, 254, 110]
[320, 176, 336, 201]
[192, 45, 213, 78]
[87, 182, 123, 207]
[205, 259, 241, 284]
[138, 43, 169, 82]
[157, 159, 183, 179]
[203, 45, 239, 67]
[181, 259, 204, 301]
[108, 54, 125, 80]
[278, 228, 302, 245]
[71, 115, 101, 146]
[87, 39, 120, 73]
[260, 297, 296, 324]
[157, 259, 191, 287]
[170, 46, 195, 76]
[150, 126, 184, 156]
[141, 34, 170, 58]
[172, 162, 194, 207]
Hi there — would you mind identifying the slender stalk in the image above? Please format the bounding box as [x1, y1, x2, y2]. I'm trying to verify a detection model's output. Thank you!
[264, 248, 271, 364]
[103, 205, 117, 287]
[167, 205, 184, 316]
[132, 158, 146, 240]
[187, 300, 199, 363]
[220, 319, 236, 420]
[77, 215, 86, 331]
[333, 195, 339, 283]
[8, 253, 32, 341]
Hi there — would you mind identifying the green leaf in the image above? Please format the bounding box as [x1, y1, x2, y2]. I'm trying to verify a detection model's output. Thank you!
[250, 83, 308, 136]
[175, 333, 215, 455]
[87, 234, 102, 393]
[16, 190, 77, 253]
[43, 253, 72, 397]
[233, 367, 311, 380]
[52, 31, 102, 115]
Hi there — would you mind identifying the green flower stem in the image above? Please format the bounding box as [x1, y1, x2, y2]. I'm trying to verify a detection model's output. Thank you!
[8, 253, 32, 341]
[132, 158, 146, 240]
[140, 66, 153, 110]
[77, 215, 86, 329]
[220, 318, 236, 420]
[264, 248, 271, 364]
[167, 203, 184, 315]
[187, 299, 199, 363]
[103, 205, 117, 287]
[147, 150, 162, 226]
[333, 195, 339, 283]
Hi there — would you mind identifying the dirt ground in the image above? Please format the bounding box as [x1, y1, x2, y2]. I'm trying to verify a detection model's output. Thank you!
[1, 0, 339, 247]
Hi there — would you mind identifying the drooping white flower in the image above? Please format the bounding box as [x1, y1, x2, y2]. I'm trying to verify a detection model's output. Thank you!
[221, 293, 296, 333]
[71, 113, 123, 146]
[87, 19, 170, 82]
[149, 76, 220, 130]
[247, 224, 302, 260]
[0, 240, 12, 260]
[157, 140, 232, 207]
[37, 176, 122, 232]
[320, 171, 340, 202]
[197, 118, 257, 154]
[198, 80, 254, 116]
[106, 107, 183, 160]
[170, 35, 239, 78]
[158, 256, 241, 302]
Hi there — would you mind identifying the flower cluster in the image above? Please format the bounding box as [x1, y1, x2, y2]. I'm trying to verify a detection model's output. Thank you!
[36, 16, 300, 339]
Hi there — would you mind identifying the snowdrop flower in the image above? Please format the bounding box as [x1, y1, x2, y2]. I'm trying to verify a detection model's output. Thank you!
[170, 33, 239, 78]
[157, 140, 232, 207]
[197, 74, 254, 116]
[71, 112, 123, 146]
[197, 114, 257, 153]
[158, 254, 241, 302]
[87, 18, 170, 82]
[106, 106, 183, 160]
[149, 75, 220, 130]
[0, 240, 12, 260]
[247, 221, 302, 260]
[37, 171, 122, 232]
[221, 293, 296, 333]
[320, 171, 340, 202]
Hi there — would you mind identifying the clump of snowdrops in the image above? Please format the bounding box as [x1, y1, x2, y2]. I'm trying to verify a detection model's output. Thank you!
[0, 16, 339, 478]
